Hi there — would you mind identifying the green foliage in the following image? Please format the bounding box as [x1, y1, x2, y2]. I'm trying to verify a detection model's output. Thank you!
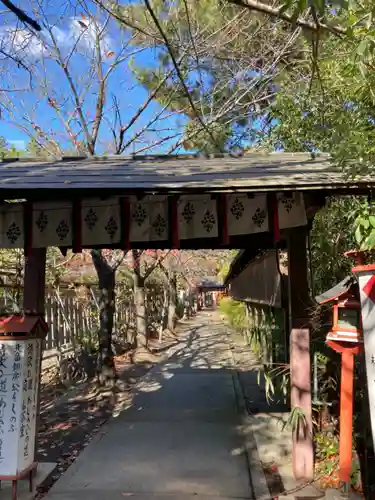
[216, 250, 238, 282]
[76, 327, 98, 351]
[352, 200, 375, 251]
[119, 0, 305, 152]
[27, 138, 44, 157]
[315, 431, 339, 460]
[0, 136, 25, 159]
[249, 308, 289, 405]
[266, 28, 375, 171]
[283, 406, 309, 433]
[219, 297, 247, 331]
[309, 196, 364, 295]
[221, 299, 289, 404]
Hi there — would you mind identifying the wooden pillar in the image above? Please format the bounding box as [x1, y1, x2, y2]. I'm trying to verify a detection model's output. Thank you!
[339, 350, 354, 489]
[287, 229, 314, 480]
[23, 248, 47, 315]
[23, 248, 47, 471]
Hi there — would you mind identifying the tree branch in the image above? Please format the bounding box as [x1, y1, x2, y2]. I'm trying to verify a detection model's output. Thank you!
[111, 250, 127, 270]
[48, 27, 94, 154]
[91, 17, 105, 147]
[1, 0, 41, 31]
[142, 0, 224, 152]
[227, 0, 346, 35]
[144, 250, 170, 280]
[115, 58, 183, 153]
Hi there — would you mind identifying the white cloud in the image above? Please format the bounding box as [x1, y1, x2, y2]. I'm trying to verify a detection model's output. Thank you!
[0, 26, 45, 58]
[69, 18, 113, 54]
[0, 17, 113, 62]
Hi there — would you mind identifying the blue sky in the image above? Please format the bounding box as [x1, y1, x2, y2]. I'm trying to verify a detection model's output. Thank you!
[0, 0, 187, 155]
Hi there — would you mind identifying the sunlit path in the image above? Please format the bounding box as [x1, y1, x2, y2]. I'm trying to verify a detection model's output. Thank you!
[44, 312, 254, 500]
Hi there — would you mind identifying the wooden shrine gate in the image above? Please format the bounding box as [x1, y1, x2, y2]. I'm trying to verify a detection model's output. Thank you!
[0, 151, 374, 482]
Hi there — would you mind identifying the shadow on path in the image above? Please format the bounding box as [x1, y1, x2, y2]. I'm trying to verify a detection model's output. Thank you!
[39, 312, 287, 500]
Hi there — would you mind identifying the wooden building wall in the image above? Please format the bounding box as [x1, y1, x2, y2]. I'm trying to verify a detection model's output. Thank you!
[229, 250, 287, 307]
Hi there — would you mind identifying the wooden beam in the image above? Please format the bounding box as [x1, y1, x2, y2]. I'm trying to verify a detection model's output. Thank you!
[267, 193, 280, 243]
[72, 199, 82, 253]
[217, 194, 229, 245]
[287, 228, 314, 480]
[23, 201, 33, 258]
[169, 196, 180, 249]
[120, 196, 131, 250]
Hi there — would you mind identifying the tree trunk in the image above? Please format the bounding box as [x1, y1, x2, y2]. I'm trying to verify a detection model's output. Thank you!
[134, 272, 147, 349]
[91, 249, 117, 386]
[168, 273, 177, 331]
[159, 285, 169, 342]
[183, 291, 190, 319]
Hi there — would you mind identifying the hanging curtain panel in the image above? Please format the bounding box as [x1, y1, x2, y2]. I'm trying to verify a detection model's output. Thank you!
[0, 192, 308, 249]
[81, 197, 121, 246]
[33, 202, 73, 248]
[278, 192, 307, 229]
[0, 204, 24, 249]
[227, 194, 269, 236]
[129, 195, 169, 242]
[178, 194, 218, 240]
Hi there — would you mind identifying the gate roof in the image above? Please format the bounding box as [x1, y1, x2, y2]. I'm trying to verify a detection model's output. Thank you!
[0, 152, 367, 196]
[0, 152, 367, 250]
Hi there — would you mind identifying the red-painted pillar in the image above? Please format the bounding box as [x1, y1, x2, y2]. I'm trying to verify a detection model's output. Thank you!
[339, 350, 354, 490]
[287, 229, 314, 479]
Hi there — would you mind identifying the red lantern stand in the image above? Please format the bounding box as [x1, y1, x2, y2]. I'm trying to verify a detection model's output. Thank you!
[325, 295, 363, 494]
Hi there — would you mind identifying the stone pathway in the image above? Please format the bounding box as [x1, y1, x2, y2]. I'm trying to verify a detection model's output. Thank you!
[42, 311, 256, 500]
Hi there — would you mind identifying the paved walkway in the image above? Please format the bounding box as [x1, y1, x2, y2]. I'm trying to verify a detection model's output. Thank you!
[44, 312, 255, 500]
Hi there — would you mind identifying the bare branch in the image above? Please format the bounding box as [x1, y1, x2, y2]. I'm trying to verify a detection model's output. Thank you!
[142, 0, 224, 152]
[144, 250, 170, 280]
[133, 133, 181, 155]
[90, 17, 105, 147]
[1, 0, 41, 31]
[48, 26, 94, 154]
[94, 0, 161, 41]
[227, 0, 345, 35]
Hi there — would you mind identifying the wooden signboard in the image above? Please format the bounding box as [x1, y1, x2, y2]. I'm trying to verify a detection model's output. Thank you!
[352, 264, 375, 454]
[0, 315, 47, 500]
[0, 338, 41, 476]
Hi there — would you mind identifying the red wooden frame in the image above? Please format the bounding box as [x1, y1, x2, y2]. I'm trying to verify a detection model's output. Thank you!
[0, 461, 37, 500]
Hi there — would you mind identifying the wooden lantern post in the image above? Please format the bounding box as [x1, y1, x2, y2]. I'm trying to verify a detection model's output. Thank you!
[0, 314, 48, 500]
[317, 280, 363, 494]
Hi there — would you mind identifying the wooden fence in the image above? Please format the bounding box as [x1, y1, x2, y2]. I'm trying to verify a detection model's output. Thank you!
[0, 279, 134, 356]
[44, 288, 133, 351]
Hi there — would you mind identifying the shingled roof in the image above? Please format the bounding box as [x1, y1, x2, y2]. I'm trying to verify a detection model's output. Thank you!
[0, 152, 367, 196]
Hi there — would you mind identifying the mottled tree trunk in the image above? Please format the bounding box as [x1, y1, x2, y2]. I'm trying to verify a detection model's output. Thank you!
[183, 292, 190, 319]
[134, 271, 147, 349]
[159, 285, 169, 342]
[168, 273, 177, 331]
[91, 250, 117, 386]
